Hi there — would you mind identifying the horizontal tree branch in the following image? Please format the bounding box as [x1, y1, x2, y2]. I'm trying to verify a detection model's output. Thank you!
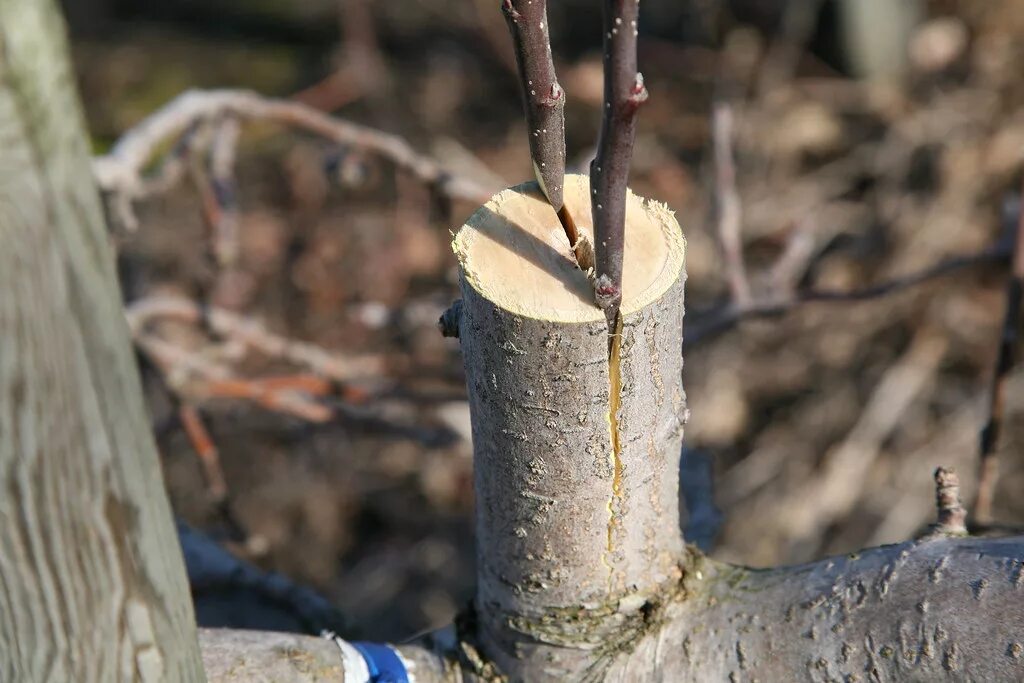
[666, 535, 1024, 681]
[685, 239, 1012, 347]
[126, 294, 383, 382]
[199, 628, 459, 682]
[93, 89, 496, 223]
[197, 533, 1024, 681]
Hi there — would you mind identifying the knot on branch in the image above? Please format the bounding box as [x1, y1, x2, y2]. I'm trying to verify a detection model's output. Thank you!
[933, 467, 967, 536]
[439, 299, 464, 339]
[538, 83, 564, 108]
[499, 589, 673, 667]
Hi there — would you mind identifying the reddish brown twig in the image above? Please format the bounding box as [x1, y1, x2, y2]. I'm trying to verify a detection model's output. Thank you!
[502, 0, 585, 261]
[179, 404, 229, 504]
[129, 296, 378, 424]
[591, 0, 648, 331]
[192, 375, 333, 423]
[975, 189, 1024, 523]
[502, 0, 564, 208]
[711, 101, 751, 306]
[933, 467, 967, 535]
[177, 403, 254, 544]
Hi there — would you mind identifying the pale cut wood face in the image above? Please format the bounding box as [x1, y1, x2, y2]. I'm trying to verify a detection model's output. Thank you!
[453, 174, 685, 323]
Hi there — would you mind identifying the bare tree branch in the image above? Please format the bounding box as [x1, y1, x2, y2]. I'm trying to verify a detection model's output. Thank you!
[591, 0, 648, 330]
[711, 101, 751, 305]
[93, 89, 495, 229]
[126, 294, 384, 382]
[685, 238, 1012, 347]
[179, 404, 229, 504]
[208, 117, 241, 267]
[975, 191, 1024, 523]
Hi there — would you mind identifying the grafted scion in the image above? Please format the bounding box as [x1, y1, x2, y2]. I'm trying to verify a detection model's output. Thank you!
[502, 0, 588, 264]
[591, 0, 648, 333]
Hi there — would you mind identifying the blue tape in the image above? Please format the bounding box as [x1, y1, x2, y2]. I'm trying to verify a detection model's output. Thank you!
[352, 642, 409, 683]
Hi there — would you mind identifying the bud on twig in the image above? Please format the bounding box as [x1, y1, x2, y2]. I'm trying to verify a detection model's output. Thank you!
[591, 0, 647, 330]
[502, 0, 567, 211]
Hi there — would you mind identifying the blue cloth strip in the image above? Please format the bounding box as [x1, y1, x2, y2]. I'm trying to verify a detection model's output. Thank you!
[352, 641, 409, 683]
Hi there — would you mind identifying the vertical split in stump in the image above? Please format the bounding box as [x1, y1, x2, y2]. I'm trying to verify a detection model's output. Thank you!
[452, 174, 687, 680]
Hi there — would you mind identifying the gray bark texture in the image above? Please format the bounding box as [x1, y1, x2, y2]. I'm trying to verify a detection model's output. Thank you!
[0, 0, 205, 680]
[451, 179, 1024, 682]
[454, 177, 688, 680]
[0, 3, 454, 682]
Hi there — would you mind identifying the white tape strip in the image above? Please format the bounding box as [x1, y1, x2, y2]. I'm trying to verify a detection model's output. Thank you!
[322, 630, 371, 683]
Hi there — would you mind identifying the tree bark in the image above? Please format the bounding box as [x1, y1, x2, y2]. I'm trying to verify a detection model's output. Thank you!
[453, 174, 688, 680]
[198, 629, 454, 683]
[0, 0, 207, 680]
[452, 177, 1024, 682]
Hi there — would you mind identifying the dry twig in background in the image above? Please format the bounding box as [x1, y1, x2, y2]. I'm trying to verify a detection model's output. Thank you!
[777, 329, 948, 554]
[292, 0, 387, 112]
[756, 0, 828, 93]
[126, 295, 383, 383]
[685, 237, 1013, 348]
[179, 404, 229, 505]
[975, 187, 1024, 523]
[207, 117, 242, 267]
[711, 101, 751, 306]
[93, 89, 495, 231]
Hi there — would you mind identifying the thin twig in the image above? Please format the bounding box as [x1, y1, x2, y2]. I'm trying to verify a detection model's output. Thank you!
[93, 89, 495, 229]
[591, 0, 647, 331]
[932, 467, 967, 535]
[179, 404, 229, 504]
[684, 239, 1012, 348]
[140, 329, 339, 422]
[501, 0, 585, 262]
[135, 331, 233, 387]
[711, 101, 751, 306]
[501, 0, 565, 208]
[975, 189, 1024, 523]
[209, 117, 242, 267]
[191, 375, 334, 423]
[126, 295, 383, 382]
